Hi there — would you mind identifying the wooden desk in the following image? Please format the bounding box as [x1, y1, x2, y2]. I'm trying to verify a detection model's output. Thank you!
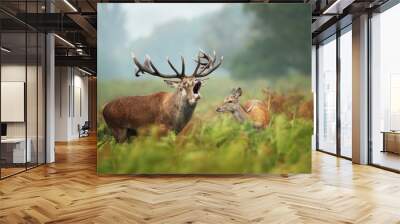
[1, 138, 31, 164]
[382, 131, 400, 154]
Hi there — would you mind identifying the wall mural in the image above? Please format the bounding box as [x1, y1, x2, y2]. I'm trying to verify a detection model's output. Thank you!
[97, 3, 312, 174]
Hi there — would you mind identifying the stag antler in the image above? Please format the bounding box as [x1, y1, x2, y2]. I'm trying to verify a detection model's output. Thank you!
[132, 54, 183, 79]
[132, 50, 223, 79]
[192, 50, 223, 78]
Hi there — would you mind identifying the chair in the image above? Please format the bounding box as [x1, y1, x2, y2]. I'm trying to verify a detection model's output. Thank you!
[79, 121, 90, 138]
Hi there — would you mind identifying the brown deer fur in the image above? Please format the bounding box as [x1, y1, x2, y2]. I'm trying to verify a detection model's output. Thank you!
[103, 51, 223, 143]
[103, 89, 196, 143]
[216, 88, 270, 129]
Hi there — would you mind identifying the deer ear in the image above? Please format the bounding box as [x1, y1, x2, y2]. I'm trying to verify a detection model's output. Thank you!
[233, 87, 242, 98]
[164, 80, 180, 88]
[237, 87, 242, 96]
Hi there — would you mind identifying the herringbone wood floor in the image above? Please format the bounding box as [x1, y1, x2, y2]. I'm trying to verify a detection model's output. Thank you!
[1, 136, 400, 224]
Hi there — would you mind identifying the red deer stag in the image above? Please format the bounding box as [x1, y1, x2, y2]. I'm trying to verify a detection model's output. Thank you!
[103, 51, 223, 142]
[216, 87, 270, 129]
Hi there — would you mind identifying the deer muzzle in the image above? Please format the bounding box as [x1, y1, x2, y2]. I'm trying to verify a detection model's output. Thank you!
[188, 93, 201, 105]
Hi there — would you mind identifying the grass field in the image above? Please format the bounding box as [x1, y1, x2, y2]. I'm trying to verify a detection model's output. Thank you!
[97, 75, 313, 174]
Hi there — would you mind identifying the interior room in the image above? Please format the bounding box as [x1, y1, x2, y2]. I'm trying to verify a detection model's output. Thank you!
[0, 9, 46, 178]
[0, 0, 400, 223]
[54, 66, 91, 141]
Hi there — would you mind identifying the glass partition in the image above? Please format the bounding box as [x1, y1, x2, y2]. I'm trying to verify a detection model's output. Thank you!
[339, 28, 352, 158]
[1, 31, 28, 177]
[27, 31, 38, 169]
[371, 4, 400, 171]
[317, 35, 337, 154]
[38, 32, 45, 165]
[0, 2, 46, 179]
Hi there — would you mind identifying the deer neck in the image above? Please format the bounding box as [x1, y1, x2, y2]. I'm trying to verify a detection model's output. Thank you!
[233, 104, 248, 123]
[169, 90, 196, 132]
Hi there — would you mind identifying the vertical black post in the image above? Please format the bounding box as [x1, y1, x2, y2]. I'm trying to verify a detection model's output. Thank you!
[36, 0, 39, 167]
[44, 32, 47, 164]
[25, 0, 28, 171]
[69, 69, 71, 118]
[73, 68, 75, 118]
[336, 28, 341, 157]
[316, 44, 320, 150]
[367, 11, 373, 165]
[44, 0, 48, 164]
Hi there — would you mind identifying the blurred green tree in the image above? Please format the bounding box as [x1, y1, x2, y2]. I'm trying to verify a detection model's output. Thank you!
[230, 4, 311, 79]
[98, 4, 129, 78]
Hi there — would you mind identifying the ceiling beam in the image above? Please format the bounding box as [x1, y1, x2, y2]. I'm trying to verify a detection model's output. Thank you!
[323, 0, 356, 14]
[11, 13, 82, 32]
[312, 15, 335, 33]
[55, 55, 96, 72]
[67, 13, 97, 39]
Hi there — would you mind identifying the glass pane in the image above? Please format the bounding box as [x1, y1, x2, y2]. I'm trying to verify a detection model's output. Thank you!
[312, 45, 317, 151]
[38, 33, 45, 165]
[27, 31, 38, 169]
[371, 5, 400, 171]
[317, 37, 337, 154]
[340, 29, 352, 158]
[1, 31, 27, 177]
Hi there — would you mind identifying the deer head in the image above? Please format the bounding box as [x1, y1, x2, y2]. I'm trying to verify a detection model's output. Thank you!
[132, 50, 223, 106]
[216, 87, 243, 113]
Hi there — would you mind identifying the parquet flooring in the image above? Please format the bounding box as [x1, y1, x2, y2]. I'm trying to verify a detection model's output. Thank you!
[1, 136, 400, 223]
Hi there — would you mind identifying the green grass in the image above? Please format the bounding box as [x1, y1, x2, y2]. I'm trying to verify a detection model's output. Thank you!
[97, 75, 312, 174]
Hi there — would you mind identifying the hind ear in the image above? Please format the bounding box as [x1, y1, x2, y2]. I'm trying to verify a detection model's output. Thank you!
[232, 87, 242, 98]
[164, 80, 180, 88]
[237, 87, 242, 96]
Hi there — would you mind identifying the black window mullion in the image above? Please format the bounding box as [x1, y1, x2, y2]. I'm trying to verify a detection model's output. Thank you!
[44, 31, 47, 164]
[73, 68, 75, 118]
[316, 44, 320, 151]
[24, 0, 28, 171]
[36, 0, 39, 167]
[367, 11, 373, 165]
[336, 29, 341, 157]
[44, 0, 48, 165]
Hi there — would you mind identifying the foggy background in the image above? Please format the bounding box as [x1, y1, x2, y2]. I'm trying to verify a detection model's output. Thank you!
[98, 3, 311, 81]
[97, 3, 313, 174]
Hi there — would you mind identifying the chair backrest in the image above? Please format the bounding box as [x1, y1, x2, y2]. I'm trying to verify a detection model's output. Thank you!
[82, 121, 90, 129]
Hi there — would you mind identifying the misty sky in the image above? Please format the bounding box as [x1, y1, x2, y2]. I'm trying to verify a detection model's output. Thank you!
[98, 3, 251, 79]
[98, 3, 310, 81]
[118, 3, 225, 42]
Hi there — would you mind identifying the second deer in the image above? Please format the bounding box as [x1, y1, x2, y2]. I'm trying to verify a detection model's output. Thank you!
[216, 87, 270, 129]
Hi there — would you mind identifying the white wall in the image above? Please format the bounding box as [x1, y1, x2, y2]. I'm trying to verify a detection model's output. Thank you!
[1, 65, 41, 137]
[1, 65, 26, 138]
[1, 63, 46, 164]
[55, 67, 69, 141]
[55, 67, 89, 141]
